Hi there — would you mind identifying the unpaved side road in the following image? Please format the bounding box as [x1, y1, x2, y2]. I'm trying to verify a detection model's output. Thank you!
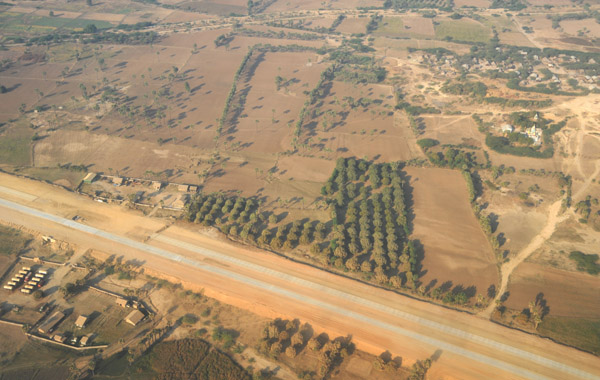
[481, 198, 569, 317]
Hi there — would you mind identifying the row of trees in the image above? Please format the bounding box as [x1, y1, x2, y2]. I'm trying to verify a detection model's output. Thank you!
[185, 192, 324, 250]
[425, 147, 478, 170]
[292, 64, 336, 144]
[217, 48, 255, 136]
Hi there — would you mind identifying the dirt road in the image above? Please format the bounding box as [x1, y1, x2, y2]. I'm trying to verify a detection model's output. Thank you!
[0, 174, 599, 380]
[481, 198, 569, 318]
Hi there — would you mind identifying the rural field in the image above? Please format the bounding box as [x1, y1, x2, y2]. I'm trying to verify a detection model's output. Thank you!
[1, 0, 600, 379]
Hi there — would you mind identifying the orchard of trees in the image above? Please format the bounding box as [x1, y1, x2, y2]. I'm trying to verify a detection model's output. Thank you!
[319, 157, 419, 289]
[185, 156, 419, 291]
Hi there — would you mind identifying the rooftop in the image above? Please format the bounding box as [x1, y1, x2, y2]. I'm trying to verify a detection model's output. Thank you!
[125, 310, 145, 326]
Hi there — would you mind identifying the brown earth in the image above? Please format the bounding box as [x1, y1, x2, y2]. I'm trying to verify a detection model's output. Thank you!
[406, 167, 499, 300]
[336, 16, 369, 34]
[504, 262, 600, 319]
[306, 81, 421, 162]
[224, 51, 324, 154]
[265, 0, 368, 12]
[420, 115, 483, 146]
[454, 0, 491, 6]
[402, 16, 435, 36]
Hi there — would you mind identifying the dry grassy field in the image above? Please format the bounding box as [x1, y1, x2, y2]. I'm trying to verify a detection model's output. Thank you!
[420, 115, 483, 146]
[561, 19, 600, 38]
[336, 16, 369, 34]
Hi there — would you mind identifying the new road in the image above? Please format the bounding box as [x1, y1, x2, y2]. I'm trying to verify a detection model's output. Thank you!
[0, 195, 599, 380]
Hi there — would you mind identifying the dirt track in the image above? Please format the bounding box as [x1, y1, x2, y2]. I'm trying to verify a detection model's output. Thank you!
[0, 173, 599, 380]
[481, 198, 568, 318]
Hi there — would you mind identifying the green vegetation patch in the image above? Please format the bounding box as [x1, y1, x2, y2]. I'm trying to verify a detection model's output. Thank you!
[538, 316, 600, 355]
[0, 340, 76, 374]
[136, 338, 249, 379]
[0, 225, 28, 256]
[0, 12, 112, 34]
[373, 17, 406, 37]
[569, 251, 600, 275]
[0, 122, 33, 166]
[96, 338, 249, 379]
[490, 0, 527, 11]
[20, 167, 87, 188]
[435, 20, 491, 43]
[62, 18, 113, 31]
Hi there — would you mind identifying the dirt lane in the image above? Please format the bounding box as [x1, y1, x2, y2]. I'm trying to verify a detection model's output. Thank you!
[482, 198, 569, 317]
[0, 175, 599, 379]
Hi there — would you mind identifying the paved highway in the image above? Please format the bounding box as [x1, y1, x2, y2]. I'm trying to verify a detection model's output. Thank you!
[0, 196, 599, 380]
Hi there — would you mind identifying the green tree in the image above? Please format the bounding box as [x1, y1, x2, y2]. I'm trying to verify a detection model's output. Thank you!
[83, 24, 97, 34]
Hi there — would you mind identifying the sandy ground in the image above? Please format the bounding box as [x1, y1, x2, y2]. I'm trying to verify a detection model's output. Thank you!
[0, 173, 599, 380]
[482, 199, 567, 317]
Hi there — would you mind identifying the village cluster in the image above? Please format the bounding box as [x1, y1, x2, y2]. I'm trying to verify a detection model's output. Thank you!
[420, 49, 599, 90]
[81, 172, 197, 210]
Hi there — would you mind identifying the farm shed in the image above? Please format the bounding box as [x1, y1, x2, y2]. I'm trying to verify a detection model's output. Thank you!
[83, 173, 97, 183]
[80, 334, 93, 346]
[172, 194, 189, 209]
[125, 310, 145, 326]
[116, 298, 130, 307]
[38, 311, 65, 334]
[52, 334, 67, 343]
[75, 315, 89, 328]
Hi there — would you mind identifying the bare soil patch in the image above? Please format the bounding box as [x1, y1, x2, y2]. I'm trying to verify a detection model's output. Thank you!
[407, 167, 498, 298]
[336, 16, 369, 34]
[304, 81, 420, 162]
[561, 19, 600, 38]
[498, 31, 538, 47]
[421, 115, 483, 146]
[266, 0, 368, 12]
[521, 15, 563, 44]
[527, 0, 572, 5]
[303, 17, 335, 30]
[0, 325, 28, 367]
[402, 16, 435, 36]
[454, 0, 491, 6]
[505, 262, 600, 318]
[496, 207, 547, 257]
